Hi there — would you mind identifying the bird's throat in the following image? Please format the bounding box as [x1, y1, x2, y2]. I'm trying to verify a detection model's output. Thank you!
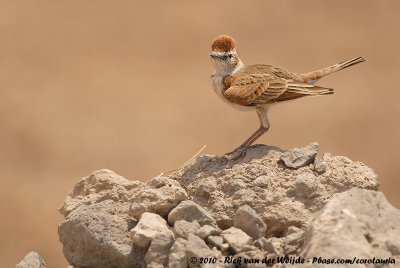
[212, 59, 243, 76]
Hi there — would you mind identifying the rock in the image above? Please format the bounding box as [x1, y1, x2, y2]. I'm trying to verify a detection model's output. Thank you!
[254, 237, 268, 251]
[59, 169, 142, 217]
[254, 237, 285, 256]
[252, 175, 270, 188]
[173, 220, 201, 239]
[195, 178, 218, 197]
[221, 178, 247, 192]
[170, 143, 378, 236]
[130, 176, 188, 220]
[130, 212, 174, 248]
[57, 142, 388, 268]
[145, 233, 175, 266]
[283, 228, 304, 255]
[185, 233, 216, 268]
[168, 238, 188, 268]
[313, 157, 327, 174]
[58, 200, 143, 268]
[254, 237, 283, 255]
[222, 227, 253, 253]
[16, 252, 46, 268]
[168, 200, 218, 228]
[233, 205, 267, 239]
[206, 235, 225, 250]
[386, 240, 400, 255]
[280, 142, 319, 169]
[147, 263, 164, 268]
[293, 173, 319, 199]
[220, 243, 230, 252]
[196, 225, 221, 239]
[301, 188, 400, 261]
[287, 226, 301, 235]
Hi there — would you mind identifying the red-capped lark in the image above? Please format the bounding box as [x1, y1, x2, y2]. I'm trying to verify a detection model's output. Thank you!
[210, 35, 366, 160]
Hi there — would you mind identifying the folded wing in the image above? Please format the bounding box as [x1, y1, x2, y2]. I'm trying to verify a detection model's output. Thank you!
[224, 73, 333, 106]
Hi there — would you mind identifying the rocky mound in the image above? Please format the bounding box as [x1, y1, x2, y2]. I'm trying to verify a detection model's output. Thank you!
[169, 143, 378, 236]
[16, 143, 400, 268]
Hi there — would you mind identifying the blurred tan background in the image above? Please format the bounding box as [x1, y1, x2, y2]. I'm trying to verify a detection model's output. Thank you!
[1, 1, 399, 266]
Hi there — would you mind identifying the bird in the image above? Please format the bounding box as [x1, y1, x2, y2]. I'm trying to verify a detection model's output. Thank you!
[210, 34, 367, 160]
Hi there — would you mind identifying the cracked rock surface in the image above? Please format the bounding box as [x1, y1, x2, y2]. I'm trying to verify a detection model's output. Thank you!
[42, 142, 399, 267]
[170, 143, 379, 236]
[15, 252, 47, 268]
[300, 188, 400, 265]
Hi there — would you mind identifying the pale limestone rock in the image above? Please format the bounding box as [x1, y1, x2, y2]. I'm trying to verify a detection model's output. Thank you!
[168, 200, 218, 227]
[386, 239, 400, 255]
[146, 263, 164, 268]
[222, 227, 253, 253]
[168, 238, 188, 268]
[293, 173, 319, 199]
[58, 200, 143, 268]
[170, 143, 378, 236]
[59, 169, 141, 217]
[16, 252, 46, 268]
[145, 233, 175, 266]
[185, 234, 216, 268]
[58, 142, 389, 268]
[233, 205, 267, 239]
[220, 243, 230, 252]
[287, 226, 301, 235]
[254, 237, 282, 255]
[283, 228, 304, 255]
[130, 212, 174, 248]
[194, 177, 217, 197]
[206, 235, 224, 250]
[173, 220, 201, 239]
[196, 225, 221, 239]
[301, 188, 400, 263]
[280, 142, 319, 169]
[130, 176, 188, 220]
[313, 157, 327, 174]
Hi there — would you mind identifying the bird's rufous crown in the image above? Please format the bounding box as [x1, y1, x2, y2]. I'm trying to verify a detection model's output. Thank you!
[211, 35, 236, 52]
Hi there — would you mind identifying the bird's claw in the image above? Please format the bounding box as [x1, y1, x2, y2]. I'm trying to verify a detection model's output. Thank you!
[223, 145, 248, 161]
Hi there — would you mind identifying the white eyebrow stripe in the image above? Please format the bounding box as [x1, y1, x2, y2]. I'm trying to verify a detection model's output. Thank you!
[210, 49, 237, 57]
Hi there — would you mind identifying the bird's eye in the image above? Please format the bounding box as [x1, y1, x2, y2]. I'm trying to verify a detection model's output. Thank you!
[228, 54, 234, 59]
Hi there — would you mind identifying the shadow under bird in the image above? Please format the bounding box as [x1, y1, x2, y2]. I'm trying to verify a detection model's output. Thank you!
[210, 35, 367, 160]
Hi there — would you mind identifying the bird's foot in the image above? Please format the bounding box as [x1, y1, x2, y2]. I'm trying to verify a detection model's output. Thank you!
[223, 145, 248, 161]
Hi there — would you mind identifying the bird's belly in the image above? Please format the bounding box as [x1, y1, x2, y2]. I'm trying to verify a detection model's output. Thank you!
[211, 76, 254, 111]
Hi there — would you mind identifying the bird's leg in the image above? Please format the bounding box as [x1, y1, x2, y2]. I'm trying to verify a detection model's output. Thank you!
[225, 107, 270, 160]
[246, 125, 269, 145]
[225, 127, 265, 155]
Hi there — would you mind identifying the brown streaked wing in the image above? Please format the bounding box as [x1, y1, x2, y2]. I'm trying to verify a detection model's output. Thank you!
[223, 73, 288, 105]
[273, 82, 334, 102]
[254, 79, 289, 103]
[241, 64, 303, 81]
[273, 92, 306, 102]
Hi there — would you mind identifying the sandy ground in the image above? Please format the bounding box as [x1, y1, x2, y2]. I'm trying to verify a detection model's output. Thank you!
[1, 1, 399, 267]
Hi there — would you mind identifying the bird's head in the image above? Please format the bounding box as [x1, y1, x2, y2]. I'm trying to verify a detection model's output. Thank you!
[210, 35, 242, 75]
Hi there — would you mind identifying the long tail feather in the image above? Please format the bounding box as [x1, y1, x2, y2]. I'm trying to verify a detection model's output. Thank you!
[303, 56, 367, 84]
[331, 56, 368, 72]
